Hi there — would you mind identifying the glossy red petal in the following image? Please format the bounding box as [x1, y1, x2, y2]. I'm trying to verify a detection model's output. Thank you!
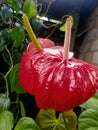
[19, 38, 55, 94]
[31, 48, 98, 111]
[19, 38, 98, 112]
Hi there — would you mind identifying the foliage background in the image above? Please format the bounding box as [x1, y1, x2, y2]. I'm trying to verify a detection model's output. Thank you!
[0, 0, 98, 130]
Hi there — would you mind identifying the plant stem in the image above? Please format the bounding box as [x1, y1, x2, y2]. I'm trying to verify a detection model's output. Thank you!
[3, 45, 13, 67]
[1, 45, 14, 97]
[4, 65, 14, 97]
[22, 13, 42, 50]
[62, 112, 70, 130]
[42, 0, 54, 17]
[63, 18, 71, 60]
[14, 94, 20, 123]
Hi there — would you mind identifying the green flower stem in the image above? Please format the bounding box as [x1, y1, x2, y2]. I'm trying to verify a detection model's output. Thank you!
[0, 72, 9, 97]
[5, 66, 13, 97]
[5, 75, 9, 97]
[23, 13, 42, 50]
[62, 112, 70, 130]
[2, 45, 14, 97]
[2, 53, 11, 66]
[42, 0, 54, 17]
[4, 45, 13, 67]
[14, 94, 20, 123]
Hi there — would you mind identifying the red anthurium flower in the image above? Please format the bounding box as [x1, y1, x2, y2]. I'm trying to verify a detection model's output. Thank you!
[31, 49, 98, 111]
[19, 14, 98, 112]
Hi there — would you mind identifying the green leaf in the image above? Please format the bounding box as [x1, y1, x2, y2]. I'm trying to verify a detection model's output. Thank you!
[23, 0, 37, 19]
[36, 109, 77, 130]
[0, 44, 4, 52]
[78, 109, 98, 130]
[7, 0, 21, 14]
[0, 110, 14, 130]
[93, 92, 98, 99]
[19, 101, 26, 117]
[7, 64, 26, 94]
[0, 94, 10, 113]
[80, 97, 98, 111]
[14, 117, 40, 130]
[10, 27, 25, 48]
[1, 29, 10, 43]
[59, 16, 74, 32]
[0, 35, 5, 52]
[31, 19, 43, 33]
[0, 4, 13, 20]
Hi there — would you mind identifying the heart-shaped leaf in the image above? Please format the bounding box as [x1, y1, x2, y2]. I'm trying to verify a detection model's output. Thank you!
[0, 94, 10, 112]
[78, 109, 98, 130]
[10, 27, 25, 48]
[7, 64, 26, 94]
[31, 19, 43, 33]
[14, 117, 40, 130]
[0, 4, 13, 20]
[80, 97, 98, 111]
[93, 92, 98, 99]
[0, 110, 14, 130]
[1, 29, 10, 44]
[36, 109, 77, 130]
[23, 0, 37, 19]
[59, 16, 74, 32]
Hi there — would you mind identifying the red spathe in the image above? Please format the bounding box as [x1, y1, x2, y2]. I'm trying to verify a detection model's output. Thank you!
[31, 48, 98, 111]
[19, 38, 98, 112]
[19, 38, 54, 95]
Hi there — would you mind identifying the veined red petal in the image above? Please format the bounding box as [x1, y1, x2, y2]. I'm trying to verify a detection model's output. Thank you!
[31, 48, 98, 111]
[19, 38, 98, 112]
[19, 38, 55, 95]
